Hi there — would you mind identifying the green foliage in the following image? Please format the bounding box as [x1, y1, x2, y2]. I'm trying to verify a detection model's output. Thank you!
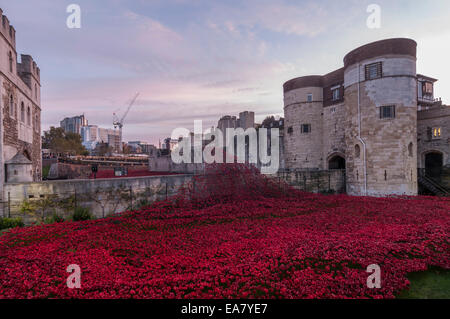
[42, 126, 88, 156]
[398, 268, 450, 299]
[71, 207, 93, 221]
[42, 165, 51, 179]
[19, 200, 37, 215]
[44, 214, 65, 224]
[0, 217, 24, 230]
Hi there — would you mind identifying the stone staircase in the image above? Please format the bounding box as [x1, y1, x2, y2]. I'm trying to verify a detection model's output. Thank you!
[418, 169, 449, 197]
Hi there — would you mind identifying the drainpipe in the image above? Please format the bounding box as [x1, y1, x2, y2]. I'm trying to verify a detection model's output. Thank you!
[357, 64, 368, 195]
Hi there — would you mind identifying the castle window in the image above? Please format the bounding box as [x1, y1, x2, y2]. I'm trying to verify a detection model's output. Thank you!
[307, 93, 313, 102]
[8, 51, 13, 73]
[365, 62, 382, 80]
[332, 87, 340, 101]
[432, 127, 442, 139]
[27, 106, 31, 125]
[408, 142, 413, 157]
[20, 102, 25, 122]
[9, 95, 14, 117]
[287, 126, 293, 134]
[355, 144, 361, 158]
[422, 82, 433, 96]
[300, 124, 311, 134]
[380, 105, 395, 119]
[35, 84, 38, 99]
[35, 114, 39, 131]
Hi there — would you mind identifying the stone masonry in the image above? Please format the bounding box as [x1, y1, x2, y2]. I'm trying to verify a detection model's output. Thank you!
[0, 8, 42, 203]
[283, 38, 449, 196]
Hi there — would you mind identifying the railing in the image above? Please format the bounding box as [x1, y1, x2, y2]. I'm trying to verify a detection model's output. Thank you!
[418, 168, 448, 196]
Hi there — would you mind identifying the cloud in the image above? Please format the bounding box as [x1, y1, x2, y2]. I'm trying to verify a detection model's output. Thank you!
[5, 0, 450, 146]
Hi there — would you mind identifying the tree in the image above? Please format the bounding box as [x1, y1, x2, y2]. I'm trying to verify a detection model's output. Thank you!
[42, 127, 88, 156]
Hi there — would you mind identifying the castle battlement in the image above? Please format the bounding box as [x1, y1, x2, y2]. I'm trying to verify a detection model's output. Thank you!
[0, 8, 42, 189]
[17, 54, 41, 86]
[0, 8, 16, 50]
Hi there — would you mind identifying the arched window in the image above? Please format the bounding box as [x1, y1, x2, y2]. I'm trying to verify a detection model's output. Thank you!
[8, 51, 13, 72]
[20, 102, 25, 122]
[35, 84, 38, 99]
[355, 144, 361, 158]
[9, 95, 14, 117]
[408, 142, 413, 157]
[27, 106, 31, 125]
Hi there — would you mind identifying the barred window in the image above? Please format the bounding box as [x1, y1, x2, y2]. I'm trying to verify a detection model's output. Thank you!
[423, 82, 433, 95]
[365, 62, 382, 80]
[432, 127, 442, 139]
[332, 88, 340, 101]
[300, 124, 311, 133]
[380, 105, 395, 119]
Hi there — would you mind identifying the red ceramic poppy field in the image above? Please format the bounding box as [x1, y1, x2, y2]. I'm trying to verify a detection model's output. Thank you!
[0, 166, 449, 299]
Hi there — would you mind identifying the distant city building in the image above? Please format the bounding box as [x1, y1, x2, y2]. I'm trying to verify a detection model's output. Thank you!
[163, 137, 179, 151]
[217, 111, 256, 133]
[238, 111, 255, 129]
[79, 124, 120, 153]
[60, 114, 87, 135]
[127, 141, 157, 155]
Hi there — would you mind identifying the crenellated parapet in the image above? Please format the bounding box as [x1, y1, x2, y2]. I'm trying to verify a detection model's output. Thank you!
[17, 54, 41, 87]
[0, 8, 16, 50]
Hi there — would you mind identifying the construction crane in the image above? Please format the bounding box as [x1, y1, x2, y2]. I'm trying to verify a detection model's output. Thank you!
[113, 92, 140, 153]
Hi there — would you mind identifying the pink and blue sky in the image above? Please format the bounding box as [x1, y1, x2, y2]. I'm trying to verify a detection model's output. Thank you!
[2, 0, 450, 145]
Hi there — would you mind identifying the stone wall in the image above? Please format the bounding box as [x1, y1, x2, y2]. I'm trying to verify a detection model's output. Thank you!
[284, 86, 324, 169]
[344, 57, 418, 196]
[322, 102, 346, 167]
[0, 10, 42, 201]
[276, 169, 346, 194]
[417, 105, 450, 168]
[283, 39, 421, 196]
[2, 174, 193, 224]
[149, 156, 206, 174]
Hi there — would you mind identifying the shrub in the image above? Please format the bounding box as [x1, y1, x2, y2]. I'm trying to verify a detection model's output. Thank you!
[44, 214, 65, 224]
[0, 217, 24, 230]
[71, 207, 93, 221]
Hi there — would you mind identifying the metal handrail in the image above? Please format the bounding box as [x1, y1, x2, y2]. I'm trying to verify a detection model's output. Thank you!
[418, 168, 448, 195]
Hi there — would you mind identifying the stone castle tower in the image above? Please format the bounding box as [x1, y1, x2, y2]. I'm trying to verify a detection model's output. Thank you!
[0, 8, 42, 192]
[283, 38, 419, 196]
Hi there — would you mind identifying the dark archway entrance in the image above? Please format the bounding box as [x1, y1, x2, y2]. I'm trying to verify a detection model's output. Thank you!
[329, 155, 346, 170]
[425, 152, 443, 178]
